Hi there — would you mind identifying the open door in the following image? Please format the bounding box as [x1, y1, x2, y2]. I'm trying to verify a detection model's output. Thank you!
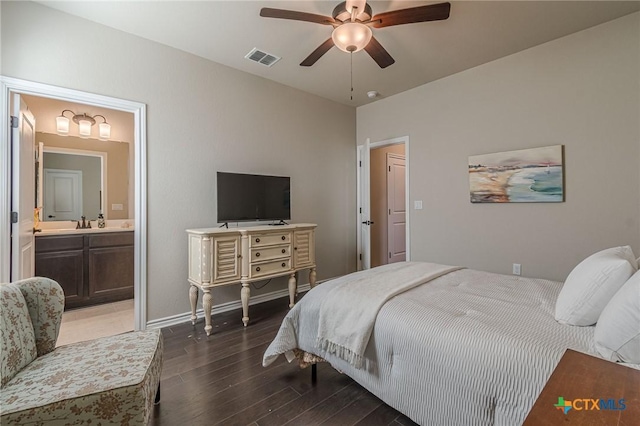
[357, 136, 410, 271]
[11, 93, 36, 281]
[357, 138, 372, 270]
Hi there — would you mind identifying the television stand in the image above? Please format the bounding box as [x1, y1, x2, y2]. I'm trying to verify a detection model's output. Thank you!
[186, 223, 317, 336]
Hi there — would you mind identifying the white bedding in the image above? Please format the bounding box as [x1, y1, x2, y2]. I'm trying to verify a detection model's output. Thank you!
[263, 264, 599, 425]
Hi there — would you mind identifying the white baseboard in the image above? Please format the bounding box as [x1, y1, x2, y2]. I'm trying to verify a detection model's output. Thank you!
[146, 283, 313, 330]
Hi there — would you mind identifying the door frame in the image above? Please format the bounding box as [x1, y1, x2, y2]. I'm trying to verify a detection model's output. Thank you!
[356, 136, 410, 270]
[0, 76, 148, 331]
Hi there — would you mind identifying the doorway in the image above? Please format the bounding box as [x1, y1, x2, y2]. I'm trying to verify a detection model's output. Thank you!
[1, 76, 148, 331]
[357, 136, 410, 270]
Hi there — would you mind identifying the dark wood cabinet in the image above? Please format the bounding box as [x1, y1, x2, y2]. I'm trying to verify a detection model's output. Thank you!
[35, 232, 134, 310]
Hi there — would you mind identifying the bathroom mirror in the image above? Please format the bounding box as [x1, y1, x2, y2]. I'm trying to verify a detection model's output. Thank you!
[41, 149, 104, 221]
[35, 134, 131, 222]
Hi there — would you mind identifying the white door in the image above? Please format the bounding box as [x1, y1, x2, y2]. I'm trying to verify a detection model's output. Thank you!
[44, 169, 83, 221]
[387, 153, 406, 263]
[10, 94, 36, 281]
[358, 139, 372, 269]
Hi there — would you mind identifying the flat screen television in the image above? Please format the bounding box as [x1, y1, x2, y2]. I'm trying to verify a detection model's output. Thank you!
[217, 172, 291, 223]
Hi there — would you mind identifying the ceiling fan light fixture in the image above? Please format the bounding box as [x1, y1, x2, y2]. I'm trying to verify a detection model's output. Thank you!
[332, 22, 372, 53]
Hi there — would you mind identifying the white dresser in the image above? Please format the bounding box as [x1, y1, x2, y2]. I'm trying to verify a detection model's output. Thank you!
[186, 223, 317, 335]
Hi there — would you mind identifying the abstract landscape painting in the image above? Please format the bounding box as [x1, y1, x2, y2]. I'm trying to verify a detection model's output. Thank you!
[469, 145, 564, 203]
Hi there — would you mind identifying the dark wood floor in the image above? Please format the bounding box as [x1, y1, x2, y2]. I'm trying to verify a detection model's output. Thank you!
[150, 295, 418, 426]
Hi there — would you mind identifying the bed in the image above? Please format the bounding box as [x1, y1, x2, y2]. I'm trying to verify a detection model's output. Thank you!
[263, 261, 623, 425]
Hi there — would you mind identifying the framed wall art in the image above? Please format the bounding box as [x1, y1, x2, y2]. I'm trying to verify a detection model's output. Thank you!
[468, 145, 564, 203]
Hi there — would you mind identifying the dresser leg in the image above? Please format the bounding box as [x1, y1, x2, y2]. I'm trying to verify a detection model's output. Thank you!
[202, 289, 213, 336]
[309, 268, 317, 289]
[189, 284, 199, 325]
[288, 273, 297, 308]
[241, 282, 250, 327]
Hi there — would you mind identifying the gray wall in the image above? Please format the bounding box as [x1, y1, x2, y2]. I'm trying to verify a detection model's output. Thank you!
[1, 1, 357, 320]
[357, 13, 640, 281]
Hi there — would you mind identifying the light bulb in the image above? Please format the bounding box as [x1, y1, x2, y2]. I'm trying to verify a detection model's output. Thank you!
[56, 115, 70, 135]
[99, 122, 111, 140]
[78, 119, 92, 138]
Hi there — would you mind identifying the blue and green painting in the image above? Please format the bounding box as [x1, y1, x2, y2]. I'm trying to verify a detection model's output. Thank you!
[468, 145, 564, 203]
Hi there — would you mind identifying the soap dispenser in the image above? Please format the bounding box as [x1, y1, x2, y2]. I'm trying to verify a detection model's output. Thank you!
[97, 213, 105, 229]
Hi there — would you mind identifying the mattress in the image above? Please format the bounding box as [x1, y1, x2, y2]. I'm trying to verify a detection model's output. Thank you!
[263, 267, 598, 425]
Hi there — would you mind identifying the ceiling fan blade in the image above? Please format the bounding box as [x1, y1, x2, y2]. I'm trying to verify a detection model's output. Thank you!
[364, 36, 395, 68]
[300, 38, 335, 67]
[371, 2, 451, 28]
[260, 8, 336, 26]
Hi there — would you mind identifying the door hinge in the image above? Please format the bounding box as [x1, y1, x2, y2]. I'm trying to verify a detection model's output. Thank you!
[389, 252, 391, 259]
[389, 166, 391, 172]
[10, 116, 18, 128]
[359, 253, 362, 260]
[11, 212, 18, 223]
[359, 207, 362, 214]
[359, 161, 362, 167]
[389, 209, 391, 215]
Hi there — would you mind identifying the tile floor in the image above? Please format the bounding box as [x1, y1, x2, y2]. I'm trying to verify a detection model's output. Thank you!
[56, 299, 134, 347]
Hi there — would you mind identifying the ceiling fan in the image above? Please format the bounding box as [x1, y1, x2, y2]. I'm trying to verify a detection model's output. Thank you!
[260, 1, 451, 69]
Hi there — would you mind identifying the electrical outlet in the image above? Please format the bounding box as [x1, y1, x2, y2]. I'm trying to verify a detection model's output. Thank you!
[414, 200, 423, 210]
[112, 204, 123, 211]
[513, 263, 521, 276]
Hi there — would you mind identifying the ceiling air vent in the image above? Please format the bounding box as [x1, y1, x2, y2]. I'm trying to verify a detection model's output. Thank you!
[245, 48, 281, 67]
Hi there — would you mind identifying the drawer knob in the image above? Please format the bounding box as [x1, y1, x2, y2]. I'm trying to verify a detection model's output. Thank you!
[282, 249, 286, 254]
[282, 262, 286, 267]
[256, 238, 260, 243]
[237, 254, 241, 258]
[256, 266, 261, 272]
[256, 252, 260, 257]
[294, 247, 298, 250]
[281, 236, 286, 240]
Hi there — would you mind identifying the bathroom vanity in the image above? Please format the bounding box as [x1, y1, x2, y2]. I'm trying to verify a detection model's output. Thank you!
[35, 229, 134, 310]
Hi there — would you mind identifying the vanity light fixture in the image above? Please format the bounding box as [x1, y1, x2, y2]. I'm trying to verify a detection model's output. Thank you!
[56, 110, 111, 140]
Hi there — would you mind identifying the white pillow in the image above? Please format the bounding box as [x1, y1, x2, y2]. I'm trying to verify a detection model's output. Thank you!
[555, 246, 637, 326]
[594, 271, 640, 363]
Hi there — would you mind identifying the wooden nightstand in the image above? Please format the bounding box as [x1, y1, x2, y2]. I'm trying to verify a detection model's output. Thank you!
[523, 349, 640, 425]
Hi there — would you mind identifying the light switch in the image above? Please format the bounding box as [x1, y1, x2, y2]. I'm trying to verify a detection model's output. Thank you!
[112, 204, 123, 211]
[414, 200, 423, 210]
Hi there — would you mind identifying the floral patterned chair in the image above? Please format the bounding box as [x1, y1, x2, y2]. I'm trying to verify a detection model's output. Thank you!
[0, 277, 163, 425]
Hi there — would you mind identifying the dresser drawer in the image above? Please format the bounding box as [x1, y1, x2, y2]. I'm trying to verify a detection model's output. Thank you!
[250, 244, 290, 263]
[250, 258, 291, 278]
[250, 232, 291, 247]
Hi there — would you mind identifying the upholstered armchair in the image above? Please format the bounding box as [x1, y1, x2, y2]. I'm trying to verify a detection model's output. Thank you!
[0, 277, 163, 425]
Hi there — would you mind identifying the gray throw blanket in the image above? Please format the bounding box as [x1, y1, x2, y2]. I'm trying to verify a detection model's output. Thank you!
[315, 262, 462, 368]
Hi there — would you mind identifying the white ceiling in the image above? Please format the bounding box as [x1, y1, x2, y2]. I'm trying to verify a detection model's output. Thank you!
[37, 1, 640, 107]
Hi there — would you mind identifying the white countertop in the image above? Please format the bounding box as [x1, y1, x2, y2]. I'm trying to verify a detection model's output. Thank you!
[36, 227, 134, 236]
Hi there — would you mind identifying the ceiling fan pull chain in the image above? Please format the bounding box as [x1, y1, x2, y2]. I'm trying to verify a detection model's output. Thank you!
[350, 51, 354, 101]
